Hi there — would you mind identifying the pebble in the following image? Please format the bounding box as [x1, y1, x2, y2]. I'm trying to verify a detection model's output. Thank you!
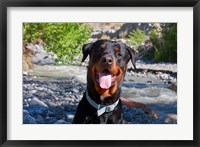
[37, 87, 46, 91]
[72, 88, 79, 93]
[67, 114, 74, 120]
[23, 71, 28, 76]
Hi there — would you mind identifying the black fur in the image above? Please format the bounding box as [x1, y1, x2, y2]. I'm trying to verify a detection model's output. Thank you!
[73, 40, 137, 124]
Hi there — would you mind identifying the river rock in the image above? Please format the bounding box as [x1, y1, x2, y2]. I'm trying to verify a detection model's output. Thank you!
[46, 101, 57, 108]
[164, 114, 177, 124]
[54, 119, 67, 124]
[67, 114, 74, 120]
[36, 114, 45, 124]
[23, 56, 177, 124]
[26, 106, 49, 117]
[23, 109, 29, 116]
[72, 88, 79, 93]
[23, 115, 37, 124]
[45, 117, 58, 124]
[30, 97, 48, 107]
[30, 90, 37, 94]
[168, 83, 177, 92]
[91, 31, 103, 39]
[23, 71, 28, 76]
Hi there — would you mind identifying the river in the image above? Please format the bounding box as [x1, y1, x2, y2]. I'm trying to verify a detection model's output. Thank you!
[24, 61, 177, 124]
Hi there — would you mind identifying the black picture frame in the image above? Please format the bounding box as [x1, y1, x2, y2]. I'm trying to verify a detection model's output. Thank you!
[0, 0, 199, 146]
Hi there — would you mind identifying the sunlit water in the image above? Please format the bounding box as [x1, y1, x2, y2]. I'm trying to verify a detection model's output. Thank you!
[27, 65, 177, 123]
[121, 81, 177, 123]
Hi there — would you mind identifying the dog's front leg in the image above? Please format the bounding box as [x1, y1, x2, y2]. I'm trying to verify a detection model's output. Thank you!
[120, 97, 159, 119]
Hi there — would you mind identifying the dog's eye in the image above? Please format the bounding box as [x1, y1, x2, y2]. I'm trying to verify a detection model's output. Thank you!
[116, 52, 122, 58]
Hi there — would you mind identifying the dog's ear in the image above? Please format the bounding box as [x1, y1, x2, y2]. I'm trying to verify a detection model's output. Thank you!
[126, 46, 138, 69]
[82, 42, 94, 62]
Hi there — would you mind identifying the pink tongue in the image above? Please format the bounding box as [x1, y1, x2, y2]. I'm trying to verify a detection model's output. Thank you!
[99, 73, 112, 89]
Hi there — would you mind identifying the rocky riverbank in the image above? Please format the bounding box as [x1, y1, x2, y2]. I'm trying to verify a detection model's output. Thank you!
[23, 74, 164, 124]
[23, 60, 177, 124]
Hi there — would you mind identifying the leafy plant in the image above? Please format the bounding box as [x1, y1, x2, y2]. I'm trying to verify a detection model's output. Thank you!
[23, 23, 92, 64]
[150, 23, 177, 62]
[128, 28, 146, 50]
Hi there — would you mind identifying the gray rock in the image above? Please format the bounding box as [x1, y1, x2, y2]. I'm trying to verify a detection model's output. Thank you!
[168, 83, 177, 92]
[37, 87, 46, 91]
[45, 117, 58, 124]
[47, 89, 53, 94]
[56, 105, 65, 110]
[36, 115, 45, 124]
[46, 101, 57, 108]
[30, 90, 37, 94]
[23, 109, 29, 116]
[65, 97, 72, 102]
[67, 114, 74, 120]
[23, 71, 28, 76]
[159, 73, 170, 80]
[74, 98, 80, 103]
[26, 106, 49, 117]
[36, 92, 48, 99]
[54, 119, 67, 124]
[72, 88, 79, 93]
[91, 31, 103, 39]
[30, 97, 48, 107]
[164, 114, 177, 124]
[23, 115, 37, 124]
[70, 98, 75, 103]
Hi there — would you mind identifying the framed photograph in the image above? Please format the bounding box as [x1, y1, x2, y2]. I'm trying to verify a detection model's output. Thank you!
[0, 0, 199, 146]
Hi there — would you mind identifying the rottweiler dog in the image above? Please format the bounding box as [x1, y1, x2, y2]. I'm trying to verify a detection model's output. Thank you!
[73, 39, 157, 124]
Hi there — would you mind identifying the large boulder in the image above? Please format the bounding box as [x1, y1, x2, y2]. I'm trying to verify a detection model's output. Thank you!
[26, 43, 57, 65]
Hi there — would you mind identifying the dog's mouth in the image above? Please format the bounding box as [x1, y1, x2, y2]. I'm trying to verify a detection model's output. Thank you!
[96, 69, 119, 89]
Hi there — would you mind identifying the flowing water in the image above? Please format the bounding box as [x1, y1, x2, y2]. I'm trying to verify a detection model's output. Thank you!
[27, 64, 177, 123]
[121, 84, 177, 123]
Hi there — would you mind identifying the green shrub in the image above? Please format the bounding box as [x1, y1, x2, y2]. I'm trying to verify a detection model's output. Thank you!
[23, 23, 92, 64]
[150, 23, 177, 62]
[128, 28, 146, 50]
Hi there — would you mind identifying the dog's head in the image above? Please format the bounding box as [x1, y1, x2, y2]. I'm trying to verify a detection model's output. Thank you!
[82, 39, 138, 96]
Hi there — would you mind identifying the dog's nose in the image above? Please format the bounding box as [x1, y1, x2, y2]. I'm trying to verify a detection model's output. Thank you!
[102, 55, 113, 65]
